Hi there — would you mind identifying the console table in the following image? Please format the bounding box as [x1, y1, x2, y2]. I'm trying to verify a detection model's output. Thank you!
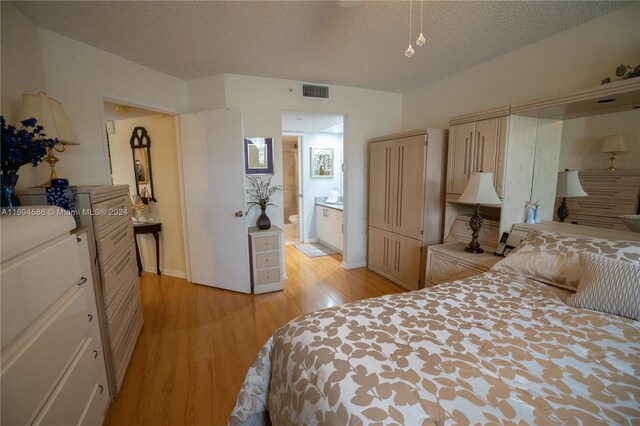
[133, 222, 162, 275]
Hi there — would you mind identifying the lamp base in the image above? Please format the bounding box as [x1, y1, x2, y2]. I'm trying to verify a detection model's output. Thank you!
[464, 204, 484, 254]
[606, 151, 617, 171]
[557, 197, 569, 223]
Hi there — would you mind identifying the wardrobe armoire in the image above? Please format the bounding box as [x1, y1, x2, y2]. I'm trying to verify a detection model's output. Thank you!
[367, 129, 446, 290]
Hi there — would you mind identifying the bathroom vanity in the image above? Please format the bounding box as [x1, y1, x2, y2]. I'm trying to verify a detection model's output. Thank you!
[315, 197, 343, 253]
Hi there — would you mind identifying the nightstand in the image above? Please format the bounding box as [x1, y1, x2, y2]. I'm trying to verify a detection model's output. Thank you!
[248, 226, 285, 294]
[426, 242, 502, 286]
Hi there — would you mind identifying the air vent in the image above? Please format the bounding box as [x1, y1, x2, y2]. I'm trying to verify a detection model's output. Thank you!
[301, 83, 330, 100]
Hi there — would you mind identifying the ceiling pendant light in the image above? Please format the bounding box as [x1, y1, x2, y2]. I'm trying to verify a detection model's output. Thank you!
[416, 0, 426, 46]
[405, 0, 414, 57]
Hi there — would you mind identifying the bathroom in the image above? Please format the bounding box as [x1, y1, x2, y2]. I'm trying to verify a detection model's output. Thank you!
[281, 111, 344, 252]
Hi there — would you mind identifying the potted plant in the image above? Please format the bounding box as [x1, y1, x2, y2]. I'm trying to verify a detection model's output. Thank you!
[1, 116, 59, 207]
[246, 174, 283, 230]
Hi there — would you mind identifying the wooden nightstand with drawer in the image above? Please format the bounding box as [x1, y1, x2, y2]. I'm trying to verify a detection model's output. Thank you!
[248, 226, 285, 294]
[426, 242, 501, 286]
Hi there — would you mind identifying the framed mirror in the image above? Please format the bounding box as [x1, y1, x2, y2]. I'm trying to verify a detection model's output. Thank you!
[244, 137, 274, 174]
[130, 126, 156, 202]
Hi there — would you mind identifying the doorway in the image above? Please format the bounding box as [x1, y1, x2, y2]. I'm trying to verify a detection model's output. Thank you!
[102, 99, 187, 278]
[281, 111, 345, 257]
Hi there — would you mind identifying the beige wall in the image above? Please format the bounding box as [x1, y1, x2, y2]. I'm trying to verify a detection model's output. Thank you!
[109, 115, 186, 277]
[560, 109, 640, 172]
[402, 3, 640, 130]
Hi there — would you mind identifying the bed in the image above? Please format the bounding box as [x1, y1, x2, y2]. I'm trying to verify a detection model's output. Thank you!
[230, 227, 640, 425]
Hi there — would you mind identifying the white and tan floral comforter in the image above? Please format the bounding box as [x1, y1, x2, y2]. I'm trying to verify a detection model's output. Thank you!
[230, 271, 640, 425]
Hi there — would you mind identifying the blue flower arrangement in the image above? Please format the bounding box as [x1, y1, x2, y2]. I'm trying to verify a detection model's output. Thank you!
[1, 115, 59, 176]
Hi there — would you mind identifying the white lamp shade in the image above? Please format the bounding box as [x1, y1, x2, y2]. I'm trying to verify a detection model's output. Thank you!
[19, 93, 78, 145]
[600, 134, 626, 153]
[458, 172, 502, 206]
[556, 170, 587, 198]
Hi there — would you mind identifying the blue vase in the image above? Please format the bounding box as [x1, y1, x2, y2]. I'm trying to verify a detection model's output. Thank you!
[534, 206, 541, 223]
[46, 178, 80, 227]
[1, 174, 20, 208]
[526, 207, 535, 224]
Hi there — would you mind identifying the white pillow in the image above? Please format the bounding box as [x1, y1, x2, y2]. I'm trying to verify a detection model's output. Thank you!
[567, 252, 640, 321]
[491, 230, 640, 290]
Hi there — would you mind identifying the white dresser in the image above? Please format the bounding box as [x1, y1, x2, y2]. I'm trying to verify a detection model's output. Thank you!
[248, 226, 285, 294]
[18, 185, 143, 396]
[1, 207, 110, 425]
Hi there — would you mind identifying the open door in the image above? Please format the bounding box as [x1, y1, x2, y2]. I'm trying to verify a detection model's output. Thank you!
[179, 107, 251, 293]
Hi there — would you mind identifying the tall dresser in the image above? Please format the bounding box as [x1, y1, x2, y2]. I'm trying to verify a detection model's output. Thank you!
[18, 185, 143, 396]
[367, 129, 446, 290]
[1, 207, 110, 425]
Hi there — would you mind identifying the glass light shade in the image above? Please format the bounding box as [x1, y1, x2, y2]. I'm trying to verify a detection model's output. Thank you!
[556, 170, 587, 198]
[405, 44, 415, 58]
[458, 172, 502, 206]
[416, 33, 426, 46]
[600, 134, 626, 153]
[20, 93, 78, 145]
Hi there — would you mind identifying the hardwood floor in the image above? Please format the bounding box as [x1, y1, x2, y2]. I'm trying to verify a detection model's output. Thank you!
[104, 245, 403, 425]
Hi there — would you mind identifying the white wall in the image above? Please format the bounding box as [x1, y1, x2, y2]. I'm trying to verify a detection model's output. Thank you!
[560, 109, 640, 171]
[188, 73, 402, 268]
[300, 132, 343, 242]
[1, 2, 188, 189]
[109, 114, 187, 277]
[402, 3, 640, 130]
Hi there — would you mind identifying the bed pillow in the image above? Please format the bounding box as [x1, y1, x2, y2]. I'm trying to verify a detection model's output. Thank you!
[567, 252, 640, 320]
[491, 230, 640, 290]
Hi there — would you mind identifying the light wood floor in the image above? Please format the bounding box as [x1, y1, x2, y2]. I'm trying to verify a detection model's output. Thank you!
[104, 245, 403, 425]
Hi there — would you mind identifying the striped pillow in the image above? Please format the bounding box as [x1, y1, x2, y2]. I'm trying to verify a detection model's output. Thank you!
[567, 251, 640, 321]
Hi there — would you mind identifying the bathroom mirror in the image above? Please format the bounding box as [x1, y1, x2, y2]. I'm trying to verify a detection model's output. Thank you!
[130, 126, 156, 202]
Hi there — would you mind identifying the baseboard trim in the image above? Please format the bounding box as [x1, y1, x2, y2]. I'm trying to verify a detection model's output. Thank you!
[142, 266, 187, 279]
[341, 260, 367, 270]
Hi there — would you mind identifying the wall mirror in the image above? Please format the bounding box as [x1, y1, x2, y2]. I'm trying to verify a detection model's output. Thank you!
[245, 137, 274, 174]
[130, 126, 156, 202]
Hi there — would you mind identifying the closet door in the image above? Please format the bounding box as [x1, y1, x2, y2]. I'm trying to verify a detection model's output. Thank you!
[368, 140, 395, 231]
[390, 233, 422, 290]
[446, 122, 475, 197]
[367, 226, 393, 275]
[393, 135, 426, 240]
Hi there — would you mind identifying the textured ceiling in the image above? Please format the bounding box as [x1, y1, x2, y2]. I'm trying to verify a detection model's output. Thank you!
[14, 1, 629, 93]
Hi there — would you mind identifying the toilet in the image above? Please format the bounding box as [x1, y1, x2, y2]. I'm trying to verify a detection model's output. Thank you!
[288, 214, 300, 240]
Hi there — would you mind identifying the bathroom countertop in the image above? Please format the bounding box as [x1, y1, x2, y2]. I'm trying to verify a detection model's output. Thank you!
[316, 201, 343, 211]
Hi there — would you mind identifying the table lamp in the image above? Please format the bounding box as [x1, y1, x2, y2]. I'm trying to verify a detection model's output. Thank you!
[458, 172, 502, 254]
[556, 169, 587, 222]
[19, 92, 79, 187]
[600, 134, 626, 171]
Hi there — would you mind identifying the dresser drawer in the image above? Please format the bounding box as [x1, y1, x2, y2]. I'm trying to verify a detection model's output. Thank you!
[96, 216, 133, 265]
[254, 235, 279, 252]
[108, 280, 141, 347]
[102, 243, 137, 304]
[76, 379, 109, 426]
[114, 309, 143, 388]
[429, 255, 484, 285]
[93, 195, 131, 240]
[1, 235, 82, 348]
[567, 199, 637, 216]
[33, 337, 99, 426]
[579, 187, 638, 202]
[255, 251, 280, 270]
[255, 268, 281, 285]
[1, 288, 88, 425]
[76, 232, 92, 276]
[580, 173, 640, 189]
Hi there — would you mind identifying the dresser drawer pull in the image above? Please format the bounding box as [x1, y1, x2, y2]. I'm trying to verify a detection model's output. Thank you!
[77, 277, 87, 287]
[88, 314, 93, 322]
[93, 350, 99, 359]
[76, 237, 82, 243]
[99, 385, 104, 394]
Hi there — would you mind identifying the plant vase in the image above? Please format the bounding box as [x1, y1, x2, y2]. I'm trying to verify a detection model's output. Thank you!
[1, 174, 20, 208]
[257, 205, 271, 230]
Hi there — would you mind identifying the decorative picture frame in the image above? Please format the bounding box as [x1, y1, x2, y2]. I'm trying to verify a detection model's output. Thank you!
[245, 137, 274, 174]
[311, 147, 334, 178]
